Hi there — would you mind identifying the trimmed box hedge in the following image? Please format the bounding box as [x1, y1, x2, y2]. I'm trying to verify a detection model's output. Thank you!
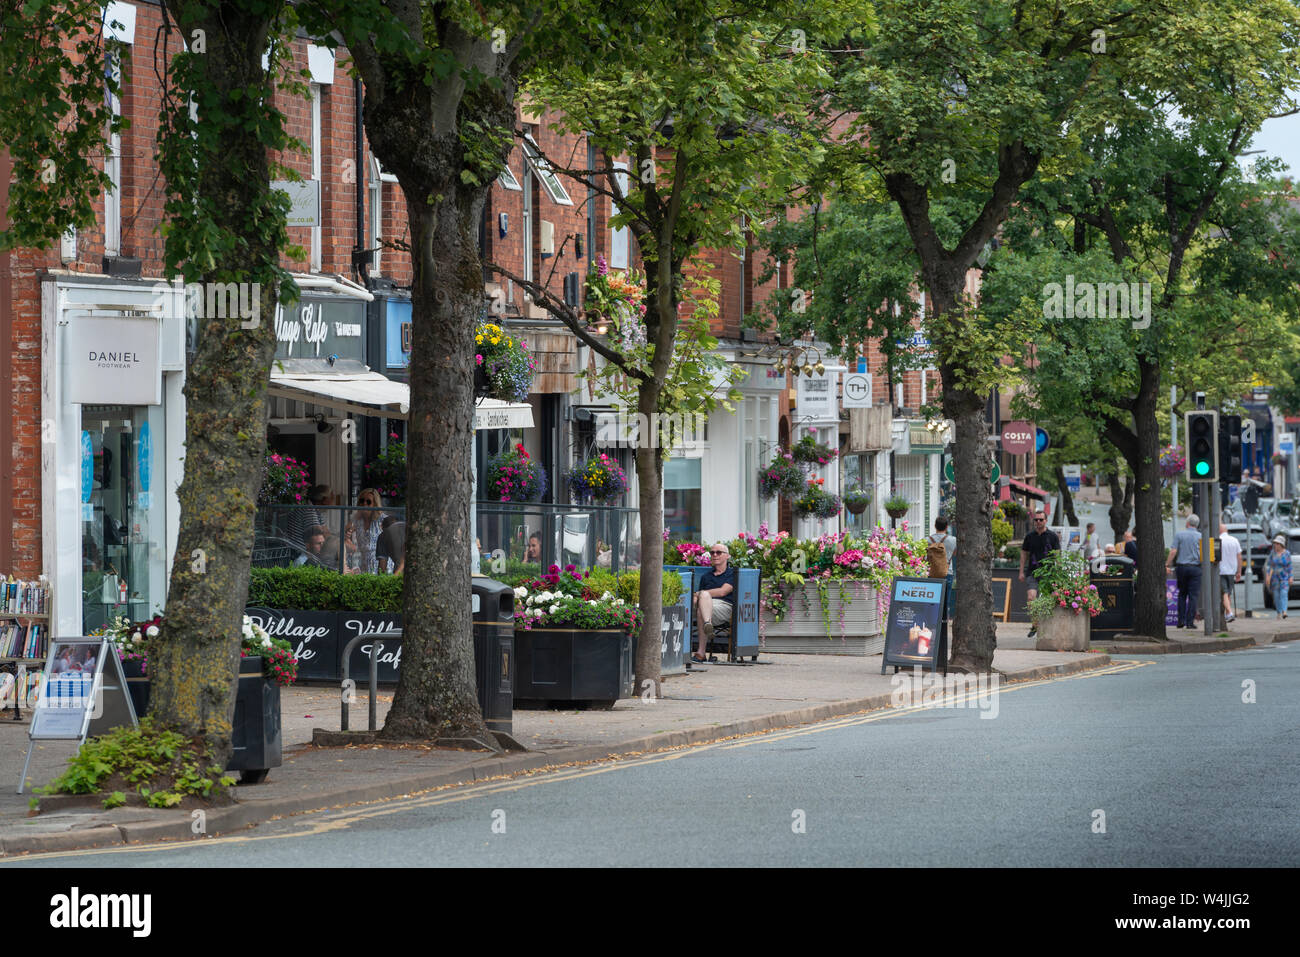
[247, 567, 403, 613]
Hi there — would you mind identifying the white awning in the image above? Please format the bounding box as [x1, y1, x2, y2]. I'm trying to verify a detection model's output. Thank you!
[475, 399, 534, 430]
[268, 371, 409, 419]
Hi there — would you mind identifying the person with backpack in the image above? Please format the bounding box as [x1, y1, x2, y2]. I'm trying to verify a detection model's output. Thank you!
[928, 517, 956, 619]
[1019, 510, 1061, 638]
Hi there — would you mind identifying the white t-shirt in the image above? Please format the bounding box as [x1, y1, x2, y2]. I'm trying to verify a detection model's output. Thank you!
[1219, 533, 1242, 576]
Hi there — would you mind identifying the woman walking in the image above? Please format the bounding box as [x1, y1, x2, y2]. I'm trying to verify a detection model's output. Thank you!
[1265, 534, 1292, 619]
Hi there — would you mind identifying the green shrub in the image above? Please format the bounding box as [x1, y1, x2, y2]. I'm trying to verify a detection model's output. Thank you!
[617, 570, 685, 607]
[247, 567, 401, 612]
[41, 719, 236, 809]
[991, 509, 1014, 552]
[584, 567, 620, 597]
[1002, 544, 1021, 561]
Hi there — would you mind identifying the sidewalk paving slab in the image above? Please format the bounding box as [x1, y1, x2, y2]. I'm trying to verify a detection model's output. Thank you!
[0, 640, 1236, 857]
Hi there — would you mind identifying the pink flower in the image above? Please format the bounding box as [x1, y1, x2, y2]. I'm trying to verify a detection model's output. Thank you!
[476, 354, 483, 365]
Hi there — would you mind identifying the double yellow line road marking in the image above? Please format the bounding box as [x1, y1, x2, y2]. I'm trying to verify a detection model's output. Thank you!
[5, 659, 1149, 861]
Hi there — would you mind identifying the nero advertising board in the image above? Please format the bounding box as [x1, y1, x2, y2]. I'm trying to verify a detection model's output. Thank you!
[881, 577, 948, 675]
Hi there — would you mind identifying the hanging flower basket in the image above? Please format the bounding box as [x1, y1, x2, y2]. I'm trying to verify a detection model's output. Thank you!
[792, 480, 842, 519]
[566, 453, 629, 505]
[758, 450, 804, 500]
[585, 259, 648, 347]
[1272, 452, 1288, 466]
[791, 434, 838, 466]
[843, 487, 871, 515]
[485, 443, 548, 502]
[1159, 445, 1186, 479]
[259, 451, 312, 505]
[474, 322, 537, 402]
[884, 493, 911, 519]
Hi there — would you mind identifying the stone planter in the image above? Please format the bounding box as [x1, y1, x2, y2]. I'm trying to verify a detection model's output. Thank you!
[762, 581, 883, 655]
[1033, 608, 1090, 651]
[513, 627, 634, 709]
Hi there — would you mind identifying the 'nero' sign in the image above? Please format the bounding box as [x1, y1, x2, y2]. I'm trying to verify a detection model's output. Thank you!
[881, 576, 948, 675]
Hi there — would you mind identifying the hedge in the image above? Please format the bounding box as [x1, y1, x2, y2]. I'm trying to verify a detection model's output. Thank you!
[247, 567, 402, 612]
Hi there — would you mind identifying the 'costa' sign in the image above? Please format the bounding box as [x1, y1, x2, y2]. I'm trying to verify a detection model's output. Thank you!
[1001, 420, 1035, 455]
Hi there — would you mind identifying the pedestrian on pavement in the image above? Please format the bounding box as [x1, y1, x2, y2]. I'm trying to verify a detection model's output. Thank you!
[1218, 523, 1243, 623]
[693, 543, 736, 663]
[1265, 534, 1291, 619]
[1166, 514, 1204, 629]
[928, 517, 956, 618]
[1123, 529, 1138, 563]
[1083, 522, 1101, 567]
[1019, 510, 1060, 638]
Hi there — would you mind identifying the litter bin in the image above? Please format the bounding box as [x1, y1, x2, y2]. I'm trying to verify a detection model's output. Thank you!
[472, 577, 515, 735]
[1091, 556, 1135, 641]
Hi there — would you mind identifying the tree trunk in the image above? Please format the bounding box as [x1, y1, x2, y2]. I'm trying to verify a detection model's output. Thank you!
[635, 439, 665, 698]
[946, 375, 997, 672]
[1104, 359, 1167, 639]
[1053, 464, 1079, 526]
[1108, 470, 1134, 543]
[151, 3, 281, 764]
[380, 189, 494, 743]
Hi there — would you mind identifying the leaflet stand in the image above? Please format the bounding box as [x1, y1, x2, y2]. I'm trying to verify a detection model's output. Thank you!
[18, 638, 137, 794]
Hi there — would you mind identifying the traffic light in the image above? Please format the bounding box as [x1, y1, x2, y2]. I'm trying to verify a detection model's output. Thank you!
[1219, 414, 1242, 484]
[1185, 411, 1219, 482]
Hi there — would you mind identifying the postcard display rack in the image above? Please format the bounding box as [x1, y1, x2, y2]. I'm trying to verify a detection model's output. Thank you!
[0, 578, 51, 719]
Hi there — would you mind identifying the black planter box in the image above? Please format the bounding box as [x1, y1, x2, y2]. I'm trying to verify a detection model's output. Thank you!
[514, 627, 633, 709]
[121, 657, 150, 719]
[227, 656, 282, 784]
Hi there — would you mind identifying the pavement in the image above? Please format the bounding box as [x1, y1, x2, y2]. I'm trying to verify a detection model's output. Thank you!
[1, 615, 1295, 857]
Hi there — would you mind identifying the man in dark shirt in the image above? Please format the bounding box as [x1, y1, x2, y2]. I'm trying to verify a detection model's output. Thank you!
[1019, 510, 1061, 637]
[1123, 529, 1138, 563]
[693, 543, 736, 662]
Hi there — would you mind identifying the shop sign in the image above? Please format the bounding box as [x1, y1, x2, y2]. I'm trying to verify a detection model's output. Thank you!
[880, 577, 949, 675]
[341, 613, 403, 684]
[737, 362, 786, 392]
[385, 298, 413, 369]
[1001, 420, 1034, 455]
[68, 316, 162, 406]
[796, 369, 837, 420]
[274, 296, 366, 361]
[272, 179, 320, 227]
[80, 431, 94, 521]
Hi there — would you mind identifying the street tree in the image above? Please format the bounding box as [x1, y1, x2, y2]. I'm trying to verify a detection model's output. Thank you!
[982, 107, 1300, 637]
[493, 0, 874, 695]
[820, 0, 1297, 668]
[300, 0, 554, 742]
[2, 0, 304, 762]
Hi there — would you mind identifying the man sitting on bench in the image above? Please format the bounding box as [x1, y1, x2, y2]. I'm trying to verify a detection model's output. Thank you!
[693, 543, 736, 663]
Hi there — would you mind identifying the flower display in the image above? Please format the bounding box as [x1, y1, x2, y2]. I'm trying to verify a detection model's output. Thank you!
[566, 452, 629, 504]
[100, 614, 298, 686]
[1159, 445, 1186, 479]
[585, 260, 648, 348]
[792, 480, 843, 519]
[791, 434, 838, 465]
[1027, 551, 1102, 622]
[258, 451, 311, 505]
[364, 438, 406, 503]
[474, 321, 537, 403]
[757, 450, 805, 500]
[512, 565, 643, 633]
[485, 443, 548, 502]
[843, 487, 872, 514]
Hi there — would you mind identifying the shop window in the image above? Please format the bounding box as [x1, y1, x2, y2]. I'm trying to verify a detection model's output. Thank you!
[80, 405, 166, 634]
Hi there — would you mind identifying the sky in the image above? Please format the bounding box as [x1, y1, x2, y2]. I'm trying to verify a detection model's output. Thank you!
[1242, 108, 1300, 180]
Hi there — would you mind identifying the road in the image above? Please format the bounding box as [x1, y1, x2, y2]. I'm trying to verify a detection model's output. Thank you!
[5, 647, 1296, 867]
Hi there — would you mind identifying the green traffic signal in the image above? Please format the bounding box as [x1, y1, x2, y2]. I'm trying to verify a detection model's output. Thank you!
[1195, 460, 1210, 476]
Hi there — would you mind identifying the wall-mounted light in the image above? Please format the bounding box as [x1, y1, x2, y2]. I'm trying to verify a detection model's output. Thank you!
[314, 413, 334, 434]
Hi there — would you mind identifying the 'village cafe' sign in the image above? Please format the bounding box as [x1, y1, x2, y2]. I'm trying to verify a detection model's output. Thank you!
[274, 297, 367, 362]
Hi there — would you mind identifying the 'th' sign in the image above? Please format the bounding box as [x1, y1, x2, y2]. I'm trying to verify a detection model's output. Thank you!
[1001, 420, 1035, 455]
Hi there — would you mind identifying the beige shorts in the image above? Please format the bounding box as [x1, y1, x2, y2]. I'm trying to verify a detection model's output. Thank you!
[709, 600, 733, 626]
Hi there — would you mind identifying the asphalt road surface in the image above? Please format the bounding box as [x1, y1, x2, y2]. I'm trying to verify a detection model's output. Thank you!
[6, 647, 1296, 868]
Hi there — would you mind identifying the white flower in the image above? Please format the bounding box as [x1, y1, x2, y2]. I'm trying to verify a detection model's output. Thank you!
[600, 590, 612, 601]
[588, 600, 597, 606]
[262, 636, 272, 648]
[514, 586, 527, 600]
[146, 625, 159, 638]
[550, 604, 561, 615]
